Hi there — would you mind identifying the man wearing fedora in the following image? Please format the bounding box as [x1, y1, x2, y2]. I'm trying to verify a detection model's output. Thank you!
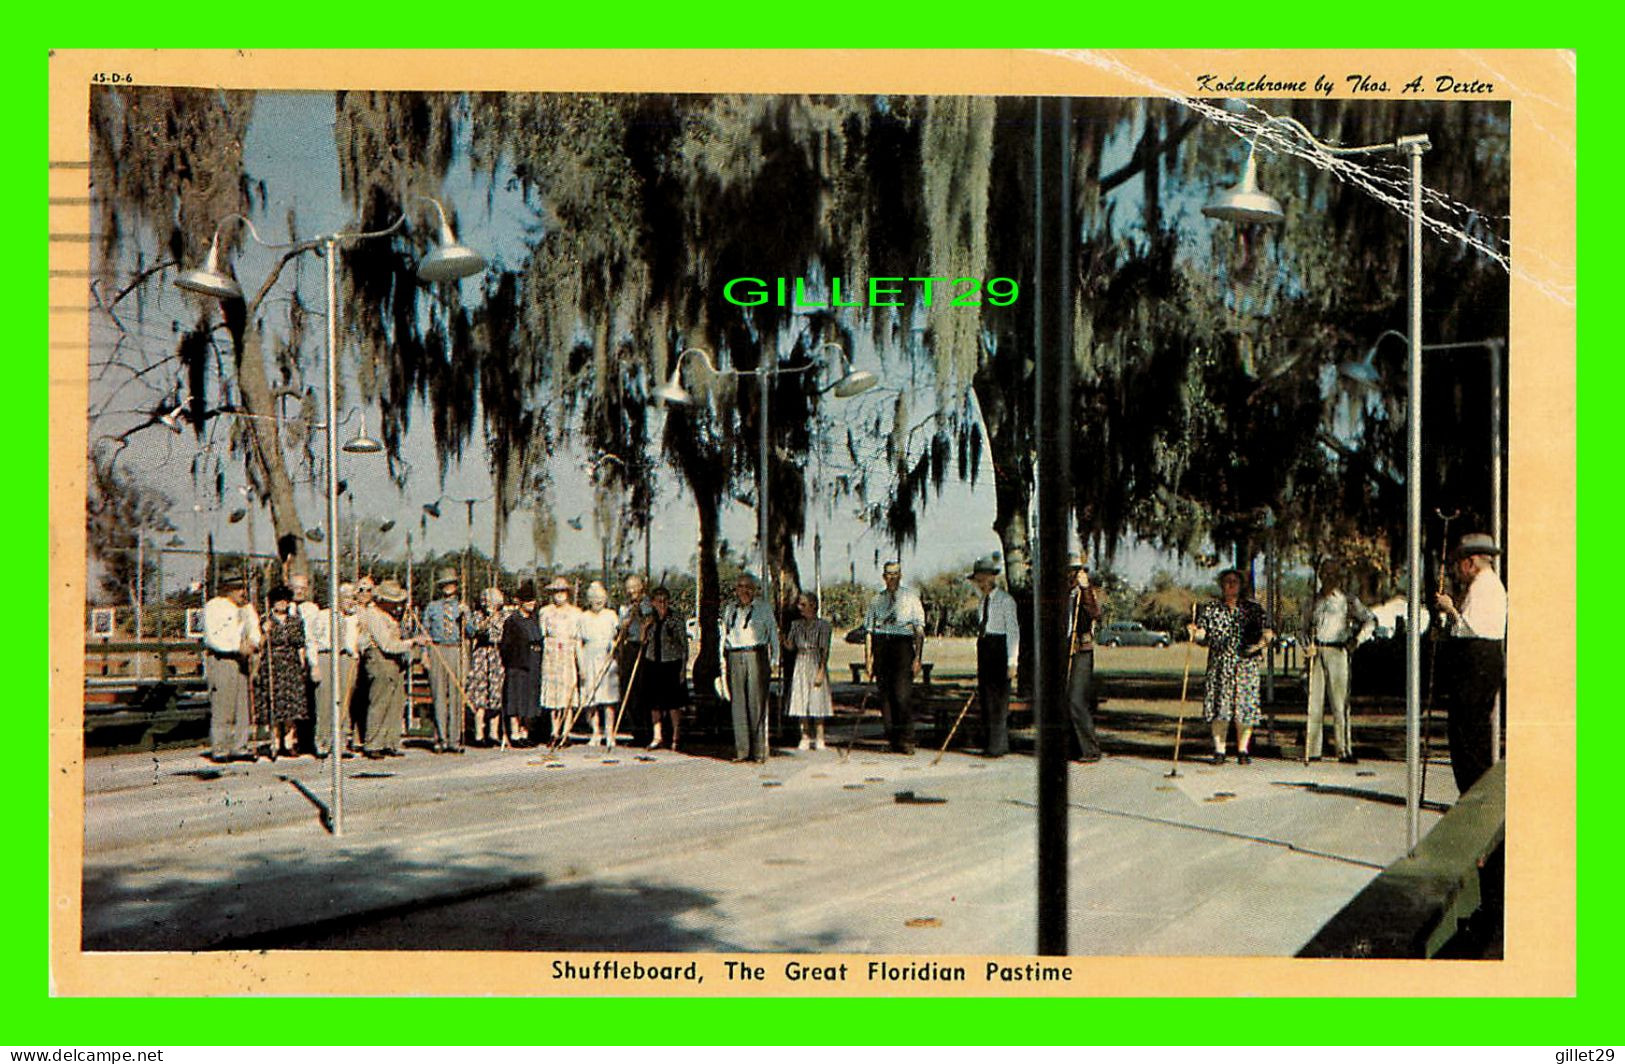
[420, 567, 471, 753]
[968, 555, 1020, 757]
[1434, 532, 1507, 795]
[1065, 552, 1105, 763]
[358, 578, 415, 758]
[864, 561, 926, 755]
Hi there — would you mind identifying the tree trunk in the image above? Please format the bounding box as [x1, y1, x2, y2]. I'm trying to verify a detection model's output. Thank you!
[691, 486, 722, 694]
[976, 359, 1036, 695]
[221, 305, 307, 581]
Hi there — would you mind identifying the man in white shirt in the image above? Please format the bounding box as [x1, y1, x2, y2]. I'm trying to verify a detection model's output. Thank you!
[969, 556, 1020, 757]
[1303, 566, 1377, 764]
[1434, 533, 1507, 794]
[719, 571, 778, 762]
[203, 576, 262, 762]
[309, 582, 360, 759]
[864, 561, 926, 754]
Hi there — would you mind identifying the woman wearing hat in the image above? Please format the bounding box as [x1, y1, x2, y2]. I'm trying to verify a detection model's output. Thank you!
[576, 581, 622, 747]
[255, 584, 310, 757]
[783, 590, 834, 750]
[538, 577, 582, 744]
[1188, 569, 1274, 765]
[468, 586, 511, 745]
[499, 581, 543, 744]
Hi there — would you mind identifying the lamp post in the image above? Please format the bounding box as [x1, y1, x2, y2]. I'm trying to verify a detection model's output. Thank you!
[176, 197, 484, 836]
[655, 341, 876, 617]
[1206, 112, 1431, 850]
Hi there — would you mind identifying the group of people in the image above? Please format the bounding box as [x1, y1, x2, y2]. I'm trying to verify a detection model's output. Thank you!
[201, 533, 1506, 791]
[1190, 532, 1507, 796]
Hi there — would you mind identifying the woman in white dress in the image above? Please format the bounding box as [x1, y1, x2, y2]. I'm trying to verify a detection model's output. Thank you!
[576, 581, 623, 747]
[783, 591, 833, 750]
[538, 577, 581, 745]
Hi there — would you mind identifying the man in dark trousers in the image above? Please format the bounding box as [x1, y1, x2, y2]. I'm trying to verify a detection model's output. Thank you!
[968, 556, 1021, 757]
[1433, 533, 1507, 795]
[864, 560, 926, 754]
[1065, 552, 1105, 762]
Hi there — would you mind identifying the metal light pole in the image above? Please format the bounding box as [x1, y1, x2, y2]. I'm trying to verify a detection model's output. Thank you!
[655, 341, 877, 607]
[1206, 114, 1431, 851]
[1034, 94, 1074, 957]
[176, 198, 483, 838]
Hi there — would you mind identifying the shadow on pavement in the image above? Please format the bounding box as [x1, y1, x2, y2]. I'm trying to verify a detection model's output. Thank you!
[82, 847, 729, 953]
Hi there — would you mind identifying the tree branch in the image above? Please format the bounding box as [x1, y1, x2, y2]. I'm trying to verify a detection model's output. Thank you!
[1099, 115, 1202, 196]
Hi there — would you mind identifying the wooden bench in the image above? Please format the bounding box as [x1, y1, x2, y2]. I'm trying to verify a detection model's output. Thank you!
[1297, 760, 1505, 959]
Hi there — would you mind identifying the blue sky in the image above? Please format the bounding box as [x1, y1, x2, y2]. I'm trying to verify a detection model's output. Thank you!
[92, 90, 1211, 597]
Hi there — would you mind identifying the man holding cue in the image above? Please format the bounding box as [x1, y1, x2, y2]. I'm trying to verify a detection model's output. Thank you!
[864, 560, 926, 755]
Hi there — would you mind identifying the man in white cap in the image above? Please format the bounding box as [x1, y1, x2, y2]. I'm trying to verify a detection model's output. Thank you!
[719, 570, 778, 762]
[968, 555, 1020, 757]
[1302, 564, 1376, 764]
[1065, 552, 1104, 762]
[202, 576, 261, 762]
[1434, 532, 1507, 794]
[864, 560, 926, 754]
[419, 567, 470, 753]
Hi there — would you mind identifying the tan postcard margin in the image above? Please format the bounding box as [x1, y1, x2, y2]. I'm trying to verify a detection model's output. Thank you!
[46, 48, 1577, 998]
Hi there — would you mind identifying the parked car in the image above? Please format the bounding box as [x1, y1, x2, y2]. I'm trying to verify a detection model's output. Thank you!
[1098, 621, 1172, 647]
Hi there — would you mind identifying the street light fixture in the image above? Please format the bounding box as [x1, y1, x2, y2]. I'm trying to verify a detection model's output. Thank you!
[1205, 110, 1432, 851]
[175, 196, 485, 838]
[655, 340, 877, 644]
[341, 409, 385, 455]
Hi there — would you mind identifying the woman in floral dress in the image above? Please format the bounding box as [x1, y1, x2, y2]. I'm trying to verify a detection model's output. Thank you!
[467, 586, 510, 745]
[255, 584, 310, 757]
[1188, 569, 1274, 765]
[538, 577, 581, 745]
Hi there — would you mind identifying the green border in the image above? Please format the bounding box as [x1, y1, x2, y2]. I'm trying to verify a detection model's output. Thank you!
[22, 12, 1595, 1047]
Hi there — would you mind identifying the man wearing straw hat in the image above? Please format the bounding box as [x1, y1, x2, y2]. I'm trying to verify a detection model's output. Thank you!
[864, 560, 925, 755]
[202, 576, 261, 762]
[1433, 532, 1507, 795]
[719, 570, 777, 762]
[1065, 552, 1105, 763]
[968, 555, 1020, 758]
[358, 578, 415, 759]
[420, 567, 471, 753]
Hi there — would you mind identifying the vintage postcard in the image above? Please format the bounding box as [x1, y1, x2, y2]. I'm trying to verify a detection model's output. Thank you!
[47, 49, 1576, 997]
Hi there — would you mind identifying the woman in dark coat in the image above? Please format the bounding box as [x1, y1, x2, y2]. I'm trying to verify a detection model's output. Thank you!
[499, 580, 543, 745]
[256, 583, 310, 757]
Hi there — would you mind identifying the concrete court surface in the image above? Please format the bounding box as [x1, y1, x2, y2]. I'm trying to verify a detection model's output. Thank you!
[79, 741, 1455, 956]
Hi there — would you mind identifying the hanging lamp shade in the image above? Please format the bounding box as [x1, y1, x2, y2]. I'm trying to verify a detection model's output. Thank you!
[342, 431, 384, 454]
[174, 231, 245, 300]
[416, 201, 487, 283]
[832, 367, 878, 398]
[1202, 146, 1285, 225]
[654, 367, 695, 406]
